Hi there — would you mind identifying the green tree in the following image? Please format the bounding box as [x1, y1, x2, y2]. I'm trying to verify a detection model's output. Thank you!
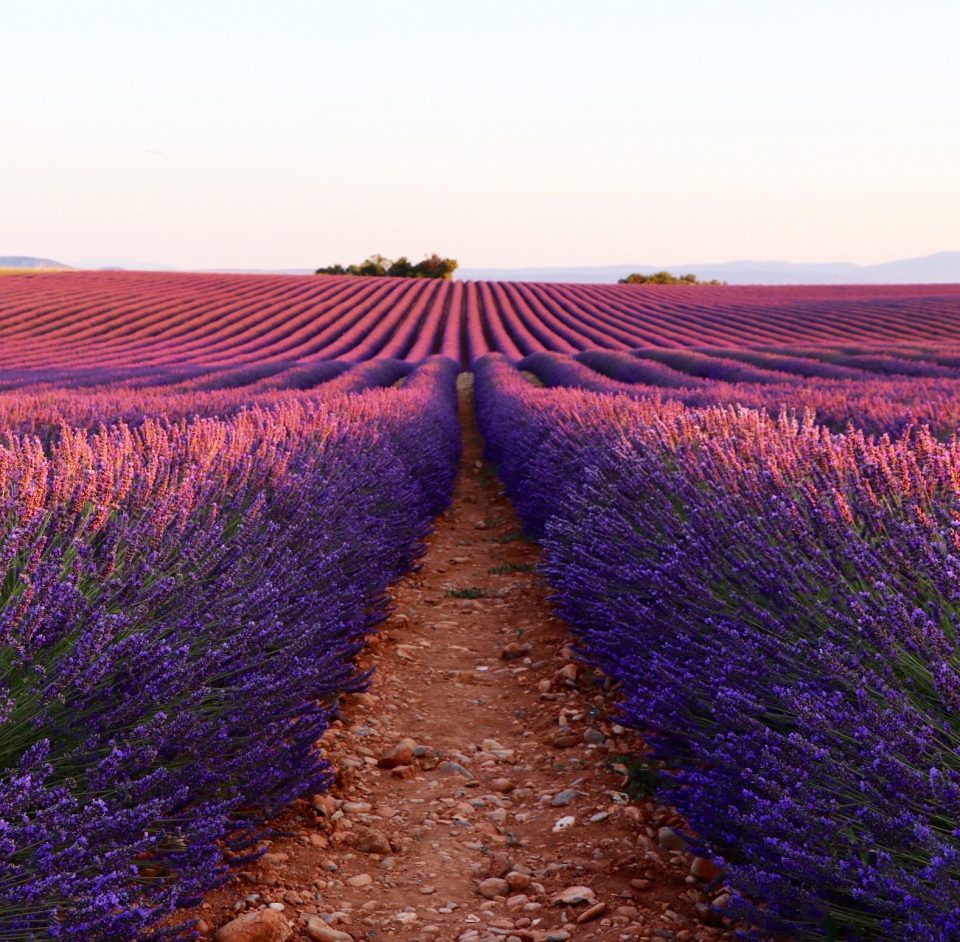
[618, 271, 725, 285]
[316, 253, 458, 280]
[387, 257, 416, 278]
[409, 254, 458, 280]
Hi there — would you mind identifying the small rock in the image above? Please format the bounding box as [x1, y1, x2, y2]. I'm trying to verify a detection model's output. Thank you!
[377, 738, 418, 769]
[576, 901, 607, 924]
[691, 856, 722, 882]
[582, 728, 606, 746]
[346, 873, 373, 888]
[477, 877, 510, 899]
[501, 642, 532, 661]
[506, 871, 530, 891]
[481, 738, 507, 752]
[552, 885, 596, 906]
[551, 789, 578, 807]
[351, 828, 392, 856]
[486, 852, 512, 878]
[491, 778, 515, 793]
[440, 761, 474, 778]
[552, 815, 575, 833]
[658, 827, 687, 852]
[341, 801, 372, 814]
[589, 811, 610, 824]
[312, 795, 336, 817]
[304, 919, 354, 942]
[550, 733, 578, 749]
[213, 910, 292, 942]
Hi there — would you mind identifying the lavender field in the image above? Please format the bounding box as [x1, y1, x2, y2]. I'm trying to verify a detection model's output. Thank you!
[2, 271, 960, 940]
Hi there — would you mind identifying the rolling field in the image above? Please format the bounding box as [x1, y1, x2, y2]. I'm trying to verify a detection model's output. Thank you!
[2, 271, 960, 941]
[2, 271, 960, 368]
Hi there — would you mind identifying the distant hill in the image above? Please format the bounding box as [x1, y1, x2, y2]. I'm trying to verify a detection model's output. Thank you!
[0, 255, 71, 270]
[11, 252, 960, 284]
[458, 252, 960, 285]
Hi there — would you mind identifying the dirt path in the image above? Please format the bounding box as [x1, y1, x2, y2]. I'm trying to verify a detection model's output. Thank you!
[197, 380, 736, 942]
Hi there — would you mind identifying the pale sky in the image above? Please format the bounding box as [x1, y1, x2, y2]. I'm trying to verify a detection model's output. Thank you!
[2, 0, 958, 270]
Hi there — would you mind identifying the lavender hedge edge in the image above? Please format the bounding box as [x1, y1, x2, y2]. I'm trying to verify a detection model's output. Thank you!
[474, 352, 960, 942]
[0, 356, 461, 941]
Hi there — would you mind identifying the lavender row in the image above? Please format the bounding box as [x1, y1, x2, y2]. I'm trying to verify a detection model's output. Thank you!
[475, 354, 960, 941]
[0, 356, 461, 941]
[0, 359, 413, 443]
[523, 351, 960, 439]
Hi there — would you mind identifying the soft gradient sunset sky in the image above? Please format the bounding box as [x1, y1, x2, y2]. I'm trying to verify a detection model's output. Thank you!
[2, 0, 958, 270]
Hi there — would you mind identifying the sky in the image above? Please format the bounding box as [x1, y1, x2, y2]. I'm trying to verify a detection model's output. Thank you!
[2, 0, 959, 270]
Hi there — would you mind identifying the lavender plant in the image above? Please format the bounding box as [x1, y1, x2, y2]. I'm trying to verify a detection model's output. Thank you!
[475, 353, 960, 941]
[522, 351, 960, 439]
[0, 356, 460, 940]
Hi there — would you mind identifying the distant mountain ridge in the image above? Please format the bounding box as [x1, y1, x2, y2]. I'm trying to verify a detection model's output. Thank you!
[458, 252, 960, 285]
[0, 255, 71, 269]
[6, 252, 960, 284]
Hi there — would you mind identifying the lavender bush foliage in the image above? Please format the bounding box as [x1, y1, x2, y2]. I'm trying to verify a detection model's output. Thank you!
[0, 356, 460, 941]
[475, 353, 960, 941]
[575, 350, 706, 387]
[0, 358, 414, 442]
[522, 351, 960, 439]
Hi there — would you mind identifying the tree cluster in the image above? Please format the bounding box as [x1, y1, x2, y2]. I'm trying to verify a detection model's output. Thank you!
[315, 253, 458, 280]
[618, 271, 725, 285]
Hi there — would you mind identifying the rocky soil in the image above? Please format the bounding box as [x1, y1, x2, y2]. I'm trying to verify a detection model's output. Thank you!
[192, 381, 738, 942]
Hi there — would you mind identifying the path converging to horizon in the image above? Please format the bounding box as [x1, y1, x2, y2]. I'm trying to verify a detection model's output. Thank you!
[194, 379, 735, 942]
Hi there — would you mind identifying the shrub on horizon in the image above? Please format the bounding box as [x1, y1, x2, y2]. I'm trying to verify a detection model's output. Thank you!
[315, 253, 458, 280]
[617, 270, 725, 285]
